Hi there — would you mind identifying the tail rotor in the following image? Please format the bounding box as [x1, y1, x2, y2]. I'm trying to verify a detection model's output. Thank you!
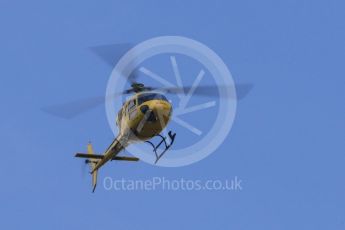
[88, 143, 99, 192]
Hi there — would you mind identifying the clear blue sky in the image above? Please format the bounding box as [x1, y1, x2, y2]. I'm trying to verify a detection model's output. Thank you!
[1, 0, 345, 229]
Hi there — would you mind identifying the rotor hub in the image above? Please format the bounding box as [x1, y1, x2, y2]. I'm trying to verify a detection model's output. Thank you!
[131, 83, 145, 92]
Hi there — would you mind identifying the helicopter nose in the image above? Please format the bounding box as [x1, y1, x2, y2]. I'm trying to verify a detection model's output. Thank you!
[153, 102, 170, 113]
[151, 103, 172, 120]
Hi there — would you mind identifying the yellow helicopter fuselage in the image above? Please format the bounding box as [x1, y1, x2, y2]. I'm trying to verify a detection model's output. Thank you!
[75, 91, 175, 192]
[116, 92, 172, 142]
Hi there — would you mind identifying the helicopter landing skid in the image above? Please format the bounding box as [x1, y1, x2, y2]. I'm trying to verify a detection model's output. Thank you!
[145, 131, 176, 164]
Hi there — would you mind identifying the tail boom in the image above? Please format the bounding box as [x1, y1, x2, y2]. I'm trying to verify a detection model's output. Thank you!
[75, 137, 137, 192]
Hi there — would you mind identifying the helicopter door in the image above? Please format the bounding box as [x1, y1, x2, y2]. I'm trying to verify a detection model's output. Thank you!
[127, 99, 137, 120]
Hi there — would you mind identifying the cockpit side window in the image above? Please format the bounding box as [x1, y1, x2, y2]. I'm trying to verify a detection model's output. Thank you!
[128, 99, 136, 110]
[127, 99, 137, 120]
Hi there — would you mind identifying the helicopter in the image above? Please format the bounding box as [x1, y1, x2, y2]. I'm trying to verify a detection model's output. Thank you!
[75, 80, 178, 192]
[74, 75, 241, 192]
[42, 44, 253, 192]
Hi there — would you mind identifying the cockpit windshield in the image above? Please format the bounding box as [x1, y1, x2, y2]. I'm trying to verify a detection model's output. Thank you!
[137, 93, 168, 105]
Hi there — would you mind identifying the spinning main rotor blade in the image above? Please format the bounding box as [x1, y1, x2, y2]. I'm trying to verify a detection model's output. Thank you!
[41, 84, 253, 119]
[90, 43, 133, 67]
[90, 43, 139, 84]
[42, 43, 253, 119]
[146, 84, 253, 100]
[41, 93, 121, 119]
